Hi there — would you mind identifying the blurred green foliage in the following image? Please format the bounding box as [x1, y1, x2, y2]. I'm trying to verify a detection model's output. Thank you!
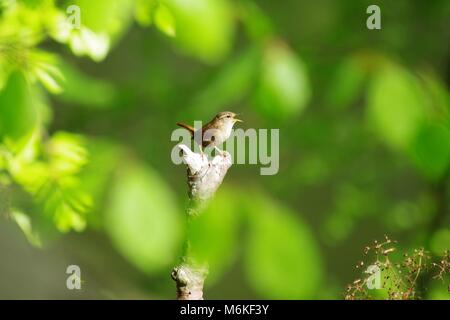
[0, 0, 449, 299]
[105, 157, 182, 274]
[243, 192, 323, 299]
[0, 72, 37, 150]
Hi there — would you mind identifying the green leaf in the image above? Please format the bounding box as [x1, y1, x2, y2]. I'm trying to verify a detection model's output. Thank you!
[46, 132, 88, 175]
[79, 139, 121, 228]
[11, 132, 92, 233]
[11, 209, 42, 247]
[426, 276, 450, 300]
[243, 193, 323, 299]
[367, 64, 426, 151]
[238, 0, 274, 42]
[27, 50, 65, 94]
[409, 123, 450, 181]
[105, 159, 183, 274]
[430, 229, 450, 256]
[188, 187, 241, 284]
[252, 43, 311, 120]
[47, 178, 92, 232]
[13, 162, 92, 233]
[0, 72, 37, 152]
[134, 0, 157, 26]
[327, 56, 367, 109]
[191, 47, 259, 114]
[52, 0, 135, 61]
[74, 0, 135, 39]
[154, 3, 176, 37]
[420, 72, 450, 125]
[164, 0, 235, 63]
[57, 61, 117, 109]
[0, 59, 12, 91]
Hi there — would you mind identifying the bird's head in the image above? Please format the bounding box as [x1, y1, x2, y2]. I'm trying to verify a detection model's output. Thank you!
[214, 111, 243, 128]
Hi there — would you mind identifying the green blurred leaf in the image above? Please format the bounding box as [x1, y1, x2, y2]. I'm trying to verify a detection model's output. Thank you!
[367, 64, 426, 151]
[192, 47, 259, 114]
[105, 159, 183, 274]
[52, 0, 135, 61]
[47, 131, 87, 172]
[14, 163, 92, 233]
[243, 193, 323, 299]
[292, 154, 331, 186]
[154, 3, 176, 37]
[48, 179, 92, 232]
[53, 24, 110, 62]
[430, 229, 450, 256]
[238, 0, 274, 42]
[11, 132, 92, 233]
[252, 43, 311, 120]
[165, 0, 235, 63]
[420, 71, 450, 126]
[79, 140, 121, 228]
[134, 0, 157, 26]
[0, 59, 12, 91]
[27, 50, 65, 94]
[385, 200, 430, 232]
[322, 184, 379, 244]
[11, 208, 42, 247]
[327, 56, 367, 109]
[426, 276, 450, 300]
[57, 62, 117, 109]
[74, 0, 135, 39]
[188, 187, 241, 284]
[0, 72, 37, 152]
[409, 123, 450, 181]
[322, 211, 354, 244]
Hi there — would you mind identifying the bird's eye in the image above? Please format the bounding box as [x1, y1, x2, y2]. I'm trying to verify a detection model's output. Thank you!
[227, 115, 231, 118]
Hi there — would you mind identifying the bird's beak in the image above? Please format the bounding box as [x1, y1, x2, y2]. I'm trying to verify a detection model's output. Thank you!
[234, 118, 243, 123]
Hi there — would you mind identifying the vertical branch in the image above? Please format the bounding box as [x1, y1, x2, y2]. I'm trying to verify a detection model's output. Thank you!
[171, 145, 232, 300]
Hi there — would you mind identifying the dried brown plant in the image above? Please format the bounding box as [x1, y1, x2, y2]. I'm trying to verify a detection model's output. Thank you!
[345, 236, 449, 300]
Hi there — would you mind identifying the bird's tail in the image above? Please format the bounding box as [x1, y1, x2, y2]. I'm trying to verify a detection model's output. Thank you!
[176, 122, 195, 136]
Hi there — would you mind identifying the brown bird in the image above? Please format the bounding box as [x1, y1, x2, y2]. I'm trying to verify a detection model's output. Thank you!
[177, 111, 243, 153]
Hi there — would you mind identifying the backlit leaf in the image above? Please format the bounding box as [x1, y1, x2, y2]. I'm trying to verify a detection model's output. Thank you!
[105, 160, 183, 273]
[243, 193, 323, 299]
[327, 55, 367, 109]
[11, 132, 92, 233]
[367, 64, 426, 151]
[191, 47, 259, 115]
[409, 123, 450, 181]
[134, 0, 157, 26]
[165, 0, 235, 63]
[154, 3, 176, 37]
[57, 62, 117, 109]
[74, 0, 135, 40]
[11, 209, 42, 248]
[188, 187, 241, 284]
[238, 0, 274, 42]
[430, 229, 450, 256]
[0, 72, 37, 152]
[253, 43, 311, 120]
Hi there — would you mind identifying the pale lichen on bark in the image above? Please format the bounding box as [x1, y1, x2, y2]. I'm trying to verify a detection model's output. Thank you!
[171, 144, 232, 300]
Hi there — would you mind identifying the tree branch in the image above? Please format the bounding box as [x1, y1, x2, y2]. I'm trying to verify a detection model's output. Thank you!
[171, 144, 232, 300]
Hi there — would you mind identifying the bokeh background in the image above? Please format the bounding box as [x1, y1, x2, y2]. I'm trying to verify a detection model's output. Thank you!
[0, 0, 449, 299]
